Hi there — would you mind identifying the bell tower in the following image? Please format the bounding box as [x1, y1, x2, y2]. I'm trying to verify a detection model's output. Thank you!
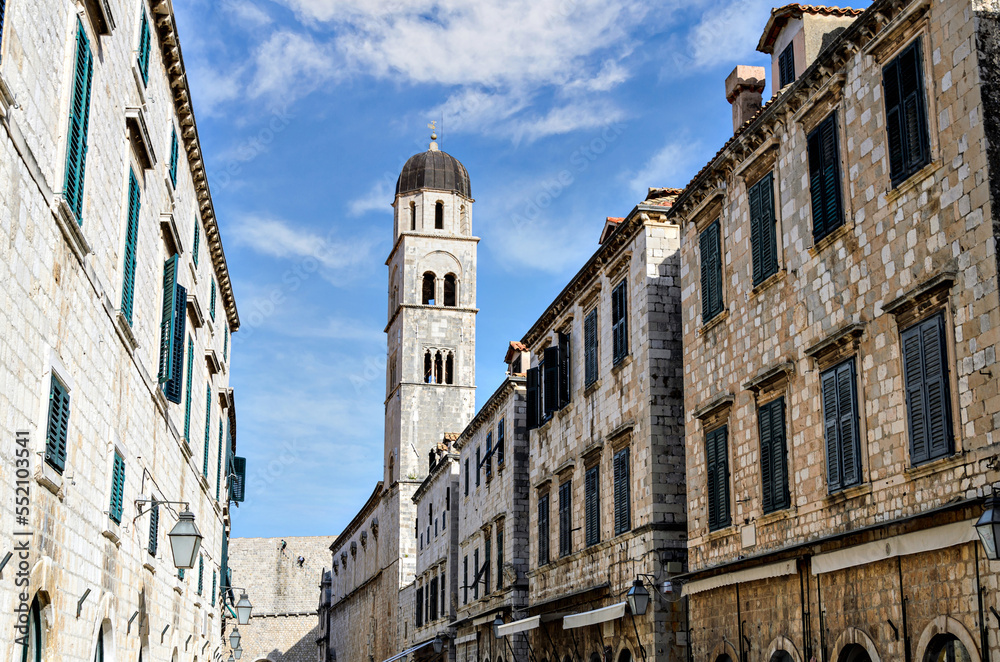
[384, 130, 477, 487]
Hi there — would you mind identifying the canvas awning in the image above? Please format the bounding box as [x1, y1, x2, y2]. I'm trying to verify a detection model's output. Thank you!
[381, 638, 435, 662]
[562, 602, 627, 630]
[496, 615, 541, 637]
[682, 559, 797, 596]
[454, 633, 477, 645]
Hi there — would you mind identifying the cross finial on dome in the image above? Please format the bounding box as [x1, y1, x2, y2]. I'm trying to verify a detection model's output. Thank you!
[427, 121, 439, 151]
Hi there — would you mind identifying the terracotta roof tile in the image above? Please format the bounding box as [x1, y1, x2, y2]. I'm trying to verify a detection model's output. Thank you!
[758, 3, 865, 53]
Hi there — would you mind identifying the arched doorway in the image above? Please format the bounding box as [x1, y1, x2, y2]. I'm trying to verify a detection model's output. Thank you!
[20, 596, 43, 662]
[924, 634, 973, 662]
[716, 656, 734, 662]
[771, 653, 794, 662]
[839, 645, 873, 662]
[617, 650, 632, 662]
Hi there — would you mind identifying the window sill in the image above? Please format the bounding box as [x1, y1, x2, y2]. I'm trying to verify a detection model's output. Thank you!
[52, 196, 92, 264]
[131, 61, 148, 105]
[611, 355, 632, 374]
[114, 311, 140, 352]
[702, 525, 736, 544]
[143, 560, 156, 574]
[809, 222, 854, 257]
[102, 522, 122, 547]
[750, 269, 786, 297]
[584, 380, 601, 397]
[698, 310, 729, 336]
[0, 73, 14, 117]
[905, 450, 966, 481]
[35, 461, 65, 500]
[825, 481, 872, 505]
[755, 505, 796, 527]
[885, 159, 942, 203]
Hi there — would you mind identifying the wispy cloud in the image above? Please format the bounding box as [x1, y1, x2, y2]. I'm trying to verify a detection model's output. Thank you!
[251, 30, 341, 103]
[628, 137, 705, 196]
[233, 214, 375, 273]
[348, 180, 394, 217]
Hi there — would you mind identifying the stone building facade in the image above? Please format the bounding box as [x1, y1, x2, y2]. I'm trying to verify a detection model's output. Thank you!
[223, 536, 337, 662]
[453, 360, 529, 662]
[516, 195, 688, 662]
[0, 1, 243, 661]
[677, 1, 1000, 661]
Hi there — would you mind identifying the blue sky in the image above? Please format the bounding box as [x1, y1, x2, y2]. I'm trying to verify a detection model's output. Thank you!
[171, 0, 866, 538]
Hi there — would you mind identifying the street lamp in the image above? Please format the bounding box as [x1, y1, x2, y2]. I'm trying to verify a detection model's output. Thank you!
[229, 627, 241, 650]
[227, 655, 234, 662]
[233, 646, 243, 660]
[626, 579, 650, 616]
[167, 509, 204, 570]
[433, 636, 444, 654]
[493, 615, 504, 639]
[976, 489, 1000, 560]
[235, 592, 254, 625]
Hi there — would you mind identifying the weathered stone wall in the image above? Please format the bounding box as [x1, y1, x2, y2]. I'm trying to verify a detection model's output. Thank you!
[413, 455, 460, 640]
[0, 1, 238, 661]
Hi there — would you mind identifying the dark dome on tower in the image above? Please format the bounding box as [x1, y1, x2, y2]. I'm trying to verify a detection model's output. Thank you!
[396, 147, 471, 199]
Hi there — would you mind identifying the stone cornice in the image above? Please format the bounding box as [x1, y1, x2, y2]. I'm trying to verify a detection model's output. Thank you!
[329, 482, 384, 554]
[149, 1, 240, 331]
[455, 376, 525, 450]
[413, 454, 458, 502]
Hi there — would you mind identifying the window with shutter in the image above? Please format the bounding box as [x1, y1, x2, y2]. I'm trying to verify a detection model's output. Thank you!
[901, 313, 953, 465]
[137, 9, 151, 85]
[192, 221, 200, 268]
[183, 338, 195, 439]
[526, 366, 540, 429]
[216, 420, 223, 500]
[538, 494, 550, 566]
[203, 385, 211, 477]
[759, 398, 790, 513]
[807, 114, 844, 242]
[497, 418, 505, 466]
[558, 481, 572, 557]
[485, 432, 493, 480]
[778, 43, 796, 88]
[109, 452, 126, 524]
[415, 586, 423, 627]
[45, 374, 71, 473]
[884, 38, 930, 187]
[463, 556, 468, 604]
[169, 129, 179, 188]
[232, 457, 247, 502]
[429, 577, 438, 621]
[613, 447, 631, 535]
[496, 524, 504, 590]
[543, 346, 560, 418]
[749, 172, 778, 285]
[705, 425, 731, 531]
[585, 465, 600, 546]
[476, 447, 481, 487]
[558, 332, 571, 406]
[211, 570, 216, 605]
[699, 220, 724, 322]
[157, 256, 181, 384]
[148, 502, 159, 556]
[464, 458, 470, 495]
[210, 280, 217, 321]
[821, 359, 862, 492]
[484, 537, 491, 594]
[163, 282, 187, 404]
[197, 556, 204, 595]
[612, 280, 629, 364]
[0, 1, 6, 58]
[223, 326, 229, 362]
[121, 169, 141, 325]
[64, 20, 94, 224]
[473, 549, 479, 599]
[584, 308, 598, 387]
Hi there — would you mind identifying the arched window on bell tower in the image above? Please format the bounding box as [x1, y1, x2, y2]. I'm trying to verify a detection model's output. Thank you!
[435, 201, 444, 229]
[424, 351, 434, 383]
[410, 201, 417, 231]
[422, 272, 436, 305]
[443, 274, 457, 307]
[445, 353, 454, 384]
[434, 351, 444, 384]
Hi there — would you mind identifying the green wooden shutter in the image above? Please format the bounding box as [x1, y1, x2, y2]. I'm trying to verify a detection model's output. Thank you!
[778, 43, 795, 88]
[183, 338, 194, 439]
[210, 280, 216, 321]
[706, 425, 730, 531]
[613, 447, 631, 535]
[837, 361, 861, 487]
[220, 534, 230, 595]
[415, 586, 423, 626]
[485, 431, 493, 479]
[585, 465, 599, 546]
[700, 220, 723, 321]
[497, 418, 505, 465]
[464, 458, 469, 495]
[137, 9, 151, 85]
[121, 169, 141, 324]
[538, 494, 549, 565]
[0, 1, 7, 59]
[109, 452, 126, 524]
[584, 308, 598, 386]
[223, 326, 229, 362]
[612, 280, 628, 363]
[216, 420, 223, 500]
[496, 525, 504, 590]
[164, 283, 187, 404]
[203, 385, 211, 476]
[211, 570, 216, 605]
[232, 457, 247, 502]
[558, 481, 571, 557]
[463, 556, 468, 604]
[808, 114, 843, 241]
[822, 368, 842, 491]
[558, 332, 570, 406]
[192, 221, 200, 267]
[45, 375, 71, 473]
[526, 366, 540, 429]
[148, 502, 159, 556]
[157, 256, 180, 384]
[883, 38, 929, 187]
[169, 129, 178, 187]
[542, 346, 559, 417]
[759, 398, 789, 513]
[197, 556, 203, 595]
[902, 314, 952, 464]
[749, 172, 777, 285]
[64, 20, 94, 223]
[483, 536, 491, 594]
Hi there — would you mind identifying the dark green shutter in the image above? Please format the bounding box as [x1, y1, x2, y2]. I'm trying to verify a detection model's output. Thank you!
[614, 447, 630, 535]
[778, 43, 795, 88]
[706, 425, 730, 531]
[64, 20, 94, 224]
[220, 534, 229, 597]
[584, 309, 598, 386]
[526, 366, 540, 429]
[585, 466, 599, 546]
[45, 375, 71, 473]
[902, 314, 952, 464]
[415, 586, 423, 626]
[121, 169, 141, 324]
[558, 332, 571, 406]
[884, 38, 929, 187]
[211, 570, 216, 605]
[163, 283, 187, 404]
[109, 452, 125, 524]
[497, 418, 505, 465]
[232, 457, 247, 502]
[464, 458, 469, 495]
[822, 360, 861, 492]
[476, 447, 481, 486]
[749, 172, 777, 285]
[197, 556, 204, 595]
[210, 280, 216, 321]
[538, 494, 549, 565]
[169, 129, 178, 187]
[157, 256, 180, 384]
[216, 420, 223, 499]
[183, 338, 194, 439]
[463, 556, 468, 604]
[558, 481, 571, 557]
[148, 502, 159, 556]
[0, 1, 7, 58]
[808, 114, 844, 241]
[612, 280, 628, 364]
[137, 9, 151, 85]
[485, 431, 492, 478]
[496, 525, 504, 589]
[759, 398, 789, 513]
[700, 220, 723, 321]
[543, 346, 559, 417]
[223, 326, 229, 362]
[203, 385, 211, 476]
[192, 221, 200, 267]
[822, 368, 842, 491]
[483, 537, 491, 594]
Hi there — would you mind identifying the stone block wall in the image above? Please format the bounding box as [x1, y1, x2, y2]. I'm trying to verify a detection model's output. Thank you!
[413, 456, 460, 639]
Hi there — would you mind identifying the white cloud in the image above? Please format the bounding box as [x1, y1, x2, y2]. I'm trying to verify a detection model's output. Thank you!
[222, 0, 273, 27]
[628, 138, 705, 196]
[250, 30, 341, 102]
[233, 214, 374, 272]
[685, 0, 774, 70]
[348, 179, 395, 216]
[188, 63, 245, 117]
[507, 100, 627, 146]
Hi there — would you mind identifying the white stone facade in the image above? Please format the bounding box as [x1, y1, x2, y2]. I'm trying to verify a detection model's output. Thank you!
[0, 1, 240, 661]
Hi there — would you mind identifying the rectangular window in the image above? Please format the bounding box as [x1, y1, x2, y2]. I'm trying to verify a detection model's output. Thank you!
[558, 332, 571, 405]
[183, 338, 195, 439]
[210, 280, 217, 321]
[473, 549, 479, 599]
[148, 501, 159, 556]
[64, 20, 95, 224]
[211, 570, 217, 606]
[192, 221, 200, 268]
[705, 425, 731, 531]
[558, 480, 572, 557]
[884, 38, 930, 187]
[137, 8, 151, 85]
[584, 308, 599, 387]
[231, 456, 247, 502]
[902, 313, 953, 465]
[464, 458, 470, 495]
[440, 570, 446, 617]
[197, 556, 204, 595]
[778, 42, 796, 88]
[158, 255, 187, 404]
[526, 365, 540, 429]
[484, 536, 491, 594]
[822, 359, 862, 492]
[496, 524, 504, 590]
[807, 113, 844, 242]
[748, 172, 778, 285]
[612, 280, 629, 364]
[203, 385, 212, 477]
[121, 169, 141, 325]
[216, 420, 224, 500]
[0, 1, 6, 58]
[759, 397, 790, 513]
[476, 447, 481, 487]
[463, 556, 468, 604]
[169, 128, 179, 188]
[538, 494, 550, 566]
[496, 418, 505, 466]
[485, 431, 493, 480]
[585, 465, 600, 546]
[109, 452, 126, 524]
[613, 447, 631, 535]
[542, 345, 559, 418]
[223, 326, 229, 362]
[429, 576, 438, 622]
[415, 586, 423, 627]
[44, 374, 71, 473]
[700, 220, 724, 322]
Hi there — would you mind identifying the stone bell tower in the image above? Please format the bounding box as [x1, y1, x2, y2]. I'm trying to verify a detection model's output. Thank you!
[384, 130, 477, 488]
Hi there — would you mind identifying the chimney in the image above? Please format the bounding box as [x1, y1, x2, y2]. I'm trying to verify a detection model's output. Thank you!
[725, 65, 766, 133]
